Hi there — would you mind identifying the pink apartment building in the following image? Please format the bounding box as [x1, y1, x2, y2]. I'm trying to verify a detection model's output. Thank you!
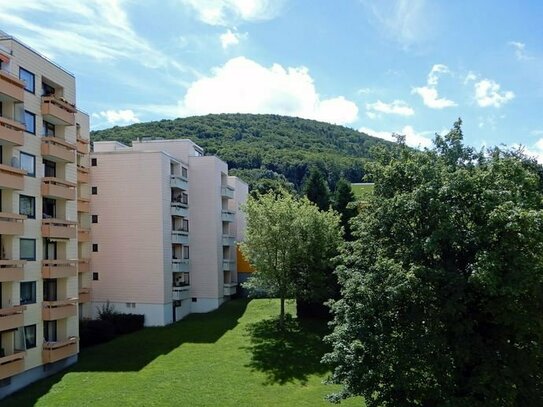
[90, 139, 248, 326]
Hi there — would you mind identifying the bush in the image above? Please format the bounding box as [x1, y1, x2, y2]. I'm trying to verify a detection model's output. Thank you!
[100, 313, 145, 335]
[79, 319, 116, 348]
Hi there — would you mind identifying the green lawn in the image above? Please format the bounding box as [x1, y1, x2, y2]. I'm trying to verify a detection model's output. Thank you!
[351, 183, 374, 201]
[4, 299, 363, 406]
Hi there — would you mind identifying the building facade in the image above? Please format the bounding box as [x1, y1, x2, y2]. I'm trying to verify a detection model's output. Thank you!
[0, 31, 91, 398]
[90, 139, 248, 326]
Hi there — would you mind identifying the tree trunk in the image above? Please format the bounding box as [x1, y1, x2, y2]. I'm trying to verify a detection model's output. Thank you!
[279, 296, 285, 329]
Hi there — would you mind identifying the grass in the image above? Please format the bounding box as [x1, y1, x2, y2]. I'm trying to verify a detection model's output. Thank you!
[351, 183, 374, 201]
[4, 299, 364, 406]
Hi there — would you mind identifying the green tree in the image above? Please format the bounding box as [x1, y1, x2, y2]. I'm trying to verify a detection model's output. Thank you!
[324, 121, 543, 406]
[303, 168, 331, 210]
[241, 192, 341, 326]
[332, 178, 357, 240]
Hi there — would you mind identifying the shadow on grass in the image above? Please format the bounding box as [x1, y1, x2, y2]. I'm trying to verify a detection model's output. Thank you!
[244, 314, 330, 385]
[3, 299, 249, 407]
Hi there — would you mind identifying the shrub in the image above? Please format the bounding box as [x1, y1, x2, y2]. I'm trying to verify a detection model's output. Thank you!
[79, 319, 116, 348]
[100, 313, 145, 335]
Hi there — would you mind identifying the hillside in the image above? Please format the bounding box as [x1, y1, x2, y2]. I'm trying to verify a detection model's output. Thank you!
[91, 114, 393, 191]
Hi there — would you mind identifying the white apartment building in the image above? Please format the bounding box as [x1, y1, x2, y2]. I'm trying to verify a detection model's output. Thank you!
[0, 31, 91, 398]
[90, 139, 248, 326]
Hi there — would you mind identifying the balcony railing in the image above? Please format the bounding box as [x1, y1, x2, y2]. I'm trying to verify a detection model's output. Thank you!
[42, 177, 76, 200]
[76, 136, 89, 155]
[0, 70, 24, 102]
[78, 258, 90, 274]
[41, 136, 76, 163]
[0, 116, 24, 145]
[77, 197, 90, 213]
[42, 298, 78, 320]
[42, 259, 77, 279]
[172, 286, 190, 301]
[172, 259, 189, 273]
[78, 228, 91, 242]
[171, 203, 188, 218]
[77, 166, 89, 184]
[222, 259, 235, 271]
[0, 352, 25, 380]
[78, 287, 91, 303]
[221, 185, 235, 199]
[170, 175, 188, 190]
[42, 337, 78, 364]
[0, 305, 25, 332]
[0, 212, 26, 235]
[172, 231, 189, 245]
[41, 95, 76, 126]
[223, 283, 237, 296]
[221, 210, 235, 223]
[0, 260, 26, 282]
[0, 163, 26, 190]
[222, 235, 236, 246]
[42, 218, 77, 239]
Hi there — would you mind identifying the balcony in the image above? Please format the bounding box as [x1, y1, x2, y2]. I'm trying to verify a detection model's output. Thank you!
[0, 164, 26, 190]
[77, 198, 90, 213]
[42, 298, 78, 320]
[78, 287, 91, 303]
[41, 137, 76, 163]
[42, 259, 77, 279]
[42, 177, 76, 200]
[172, 286, 190, 301]
[0, 305, 25, 332]
[172, 230, 189, 245]
[170, 175, 188, 190]
[221, 210, 235, 223]
[41, 96, 76, 126]
[76, 137, 89, 155]
[77, 166, 89, 184]
[171, 203, 188, 218]
[0, 116, 24, 145]
[222, 259, 235, 271]
[78, 258, 90, 274]
[224, 283, 237, 296]
[42, 218, 77, 239]
[42, 337, 78, 364]
[0, 352, 25, 380]
[0, 70, 24, 102]
[0, 260, 26, 282]
[0, 212, 26, 235]
[172, 259, 189, 273]
[221, 185, 235, 199]
[78, 228, 91, 242]
[222, 235, 236, 246]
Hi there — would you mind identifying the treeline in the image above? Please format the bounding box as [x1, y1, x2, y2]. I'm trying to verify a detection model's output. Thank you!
[90, 114, 394, 190]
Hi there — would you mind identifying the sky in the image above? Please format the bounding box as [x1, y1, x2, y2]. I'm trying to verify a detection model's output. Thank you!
[1, 0, 542, 157]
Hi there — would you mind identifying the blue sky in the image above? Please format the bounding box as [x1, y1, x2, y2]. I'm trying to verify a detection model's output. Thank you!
[2, 0, 542, 156]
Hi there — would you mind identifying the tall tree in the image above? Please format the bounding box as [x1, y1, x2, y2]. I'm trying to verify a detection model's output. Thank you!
[303, 168, 331, 210]
[241, 192, 341, 326]
[332, 178, 357, 240]
[324, 121, 543, 406]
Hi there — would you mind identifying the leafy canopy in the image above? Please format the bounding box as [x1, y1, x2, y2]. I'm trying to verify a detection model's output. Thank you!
[324, 120, 543, 407]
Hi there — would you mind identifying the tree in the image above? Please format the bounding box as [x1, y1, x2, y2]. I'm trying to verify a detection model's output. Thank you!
[241, 192, 341, 326]
[324, 120, 543, 406]
[303, 168, 331, 210]
[332, 178, 357, 240]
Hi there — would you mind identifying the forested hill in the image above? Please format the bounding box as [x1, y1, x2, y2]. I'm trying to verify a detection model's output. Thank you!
[90, 113, 393, 191]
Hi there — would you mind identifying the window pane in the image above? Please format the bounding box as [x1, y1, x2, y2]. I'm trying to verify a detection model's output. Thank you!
[24, 111, 35, 134]
[20, 152, 35, 176]
[19, 68, 35, 93]
[20, 281, 36, 304]
[24, 325, 37, 349]
[20, 238, 36, 260]
[19, 195, 35, 219]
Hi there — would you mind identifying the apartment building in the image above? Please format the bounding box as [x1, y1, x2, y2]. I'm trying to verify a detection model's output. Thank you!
[90, 139, 248, 326]
[0, 31, 90, 398]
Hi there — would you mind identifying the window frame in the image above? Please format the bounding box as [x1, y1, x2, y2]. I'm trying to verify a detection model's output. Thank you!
[92, 215, 98, 223]
[24, 324, 37, 349]
[19, 195, 36, 219]
[20, 281, 36, 305]
[92, 243, 98, 252]
[91, 186, 98, 195]
[23, 110, 36, 135]
[91, 158, 97, 167]
[19, 67, 35, 94]
[20, 238, 36, 261]
[20, 152, 36, 177]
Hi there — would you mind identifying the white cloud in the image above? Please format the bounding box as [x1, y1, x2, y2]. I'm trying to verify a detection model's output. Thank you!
[366, 99, 414, 116]
[464, 71, 477, 84]
[181, 0, 285, 26]
[167, 56, 358, 125]
[359, 125, 433, 149]
[92, 109, 140, 126]
[474, 79, 514, 108]
[508, 41, 531, 61]
[220, 28, 246, 48]
[412, 64, 457, 109]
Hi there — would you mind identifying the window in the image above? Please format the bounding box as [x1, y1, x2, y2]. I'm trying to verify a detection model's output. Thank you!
[182, 167, 188, 178]
[19, 67, 35, 93]
[24, 111, 35, 134]
[92, 215, 98, 223]
[20, 281, 36, 305]
[91, 186, 98, 195]
[20, 238, 36, 261]
[19, 195, 35, 219]
[42, 82, 55, 97]
[44, 320, 57, 342]
[20, 152, 35, 177]
[43, 159, 56, 177]
[91, 158, 97, 166]
[92, 244, 98, 252]
[43, 120, 55, 136]
[182, 219, 189, 232]
[183, 246, 190, 259]
[92, 272, 99, 281]
[24, 325, 37, 349]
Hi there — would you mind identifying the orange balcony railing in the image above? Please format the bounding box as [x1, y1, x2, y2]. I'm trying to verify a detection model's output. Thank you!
[0, 116, 24, 145]
[41, 136, 76, 163]
[42, 299, 78, 320]
[41, 177, 76, 200]
[0, 305, 25, 331]
[76, 137, 89, 155]
[42, 259, 77, 279]
[0, 70, 24, 102]
[78, 258, 90, 274]
[0, 260, 26, 282]
[41, 95, 76, 126]
[42, 337, 78, 364]
[0, 164, 26, 190]
[42, 218, 77, 239]
[0, 212, 26, 235]
[0, 352, 25, 380]
[78, 287, 91, 303]
[77, 166, 89, 184]
[77, 198, 90, 213]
